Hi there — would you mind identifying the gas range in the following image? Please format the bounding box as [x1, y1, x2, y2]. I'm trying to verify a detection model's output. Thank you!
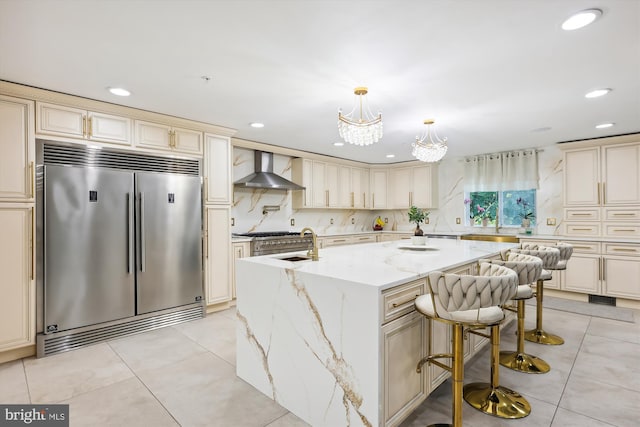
[233, 231, 314, 256]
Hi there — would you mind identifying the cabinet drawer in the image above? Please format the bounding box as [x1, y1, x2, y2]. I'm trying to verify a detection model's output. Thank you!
[605, 208, 640, 221]
[322, 236, 353, 247]
[564, 208, 600, 221]
[604, 243, 640, 257]
[564, 223, 600, 237]
[604, 224, 640, 238]
[382, 279, 426, 324]
[353, 235, 376, 244]
[562, 241, 600, 254]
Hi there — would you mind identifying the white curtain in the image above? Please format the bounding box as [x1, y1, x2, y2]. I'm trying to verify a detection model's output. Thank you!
[464, 149, 539, 191]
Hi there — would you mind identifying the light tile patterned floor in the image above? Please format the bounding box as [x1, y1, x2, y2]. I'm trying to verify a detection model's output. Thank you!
[0, 304, 638, 426]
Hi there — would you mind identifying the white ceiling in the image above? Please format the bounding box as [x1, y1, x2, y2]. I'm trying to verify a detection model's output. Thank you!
[1, 0, 638, 163]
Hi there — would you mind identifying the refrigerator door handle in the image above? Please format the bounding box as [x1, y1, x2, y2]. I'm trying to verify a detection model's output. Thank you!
[139, 192, 146, 272]
[127, 192, 133, 273]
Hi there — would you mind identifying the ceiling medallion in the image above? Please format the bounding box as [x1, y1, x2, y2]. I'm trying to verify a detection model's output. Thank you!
[338, 87, 383, 146]
[412, 119, 448, 163]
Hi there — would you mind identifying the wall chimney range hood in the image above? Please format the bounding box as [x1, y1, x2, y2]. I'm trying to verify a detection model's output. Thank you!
[234, 151, 304, 191]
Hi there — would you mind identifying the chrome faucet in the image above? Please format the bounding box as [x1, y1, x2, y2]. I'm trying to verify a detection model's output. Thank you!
[300, 227, 319, 261]
[495, 214, 500, 234]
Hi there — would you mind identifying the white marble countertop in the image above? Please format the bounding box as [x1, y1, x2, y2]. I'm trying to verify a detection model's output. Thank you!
[238, 238, 518, 290]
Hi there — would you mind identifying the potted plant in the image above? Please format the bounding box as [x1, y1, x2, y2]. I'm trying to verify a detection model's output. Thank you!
[408, 206, 429, 245]
[517, 197, 535, 228]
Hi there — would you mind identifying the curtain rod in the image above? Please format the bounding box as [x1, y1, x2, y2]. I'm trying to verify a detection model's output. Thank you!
[464, 148, 544, 160]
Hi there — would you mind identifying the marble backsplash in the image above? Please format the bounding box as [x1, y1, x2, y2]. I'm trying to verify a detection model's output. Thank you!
[231, 145, 564, 236]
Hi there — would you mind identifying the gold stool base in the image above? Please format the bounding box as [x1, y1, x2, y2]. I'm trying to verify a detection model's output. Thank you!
[524, 328, 564, 345]
[463, 382, 531, 419]
[499, 351, 550, 374]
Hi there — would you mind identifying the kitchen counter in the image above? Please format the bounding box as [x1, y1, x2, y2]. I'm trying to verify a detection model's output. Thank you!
[235, 238, 518, 426]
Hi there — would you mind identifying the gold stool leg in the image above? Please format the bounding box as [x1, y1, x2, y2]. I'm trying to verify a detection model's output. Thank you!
[464, 324, 531, 419]
[524, 279, 564, 345]
[500, 300, 550, 374]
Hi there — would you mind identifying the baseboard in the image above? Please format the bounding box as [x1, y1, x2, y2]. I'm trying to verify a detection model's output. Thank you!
[0, 345, 36, 364]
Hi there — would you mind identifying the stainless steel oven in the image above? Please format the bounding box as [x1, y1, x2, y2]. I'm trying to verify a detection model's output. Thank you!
[233, 231, 314, 256]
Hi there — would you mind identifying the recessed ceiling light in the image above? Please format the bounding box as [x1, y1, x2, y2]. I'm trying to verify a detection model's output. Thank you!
[249, 122, 265, 128]
[596, 123, 614, 129]
[585, 88, 611, 98]
[562, 9, 602, 31]
[386, 154, 395, 158]
[108, 87, 131, 97]
[333, 142, 344, 147]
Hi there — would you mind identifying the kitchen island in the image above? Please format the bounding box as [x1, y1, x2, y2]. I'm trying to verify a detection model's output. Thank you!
[235, 238, 518, 427]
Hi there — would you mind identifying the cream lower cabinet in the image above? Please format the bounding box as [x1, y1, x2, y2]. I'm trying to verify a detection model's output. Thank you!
[205, 207, 232, 306]
[562, 242, 602, 294]
[0, 205, 35, 352]
[382, 310, 427, 427]
[602, 243, 640, 299]
[0, 95, 34, 202]
[232, 241, 250, 300]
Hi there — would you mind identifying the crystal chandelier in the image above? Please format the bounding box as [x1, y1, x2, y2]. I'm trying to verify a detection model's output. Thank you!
[338, 87, 383, 146]
[412, 119, 448, 162]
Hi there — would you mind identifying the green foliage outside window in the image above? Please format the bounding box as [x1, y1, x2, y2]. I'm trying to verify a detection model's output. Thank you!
[465, 189, 536, 227]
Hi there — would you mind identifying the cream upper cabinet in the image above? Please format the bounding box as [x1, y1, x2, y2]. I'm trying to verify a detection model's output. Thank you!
[204, 134, 231, 204]
[389, 165, 437, 209]
[337, 165, 352, 208]
[325, 163, 340, 207]
[602, 143, 640, 205]
[563, 147, 600, 206]
[292, 158, 313, 208]
[311, 160, 328, 207]
[135, 120, 203, 155]
[0, 95, 34, 201]
[371, 169, 388, 209]
[351, 167, 369, 209]
[37, 102, 131, 145]
[205, 207, 232, 306]
[0, 205, 35, 352]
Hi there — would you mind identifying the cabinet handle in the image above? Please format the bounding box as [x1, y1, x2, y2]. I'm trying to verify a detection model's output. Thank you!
[88, 117, 93, 137]
[572, 228, 593, 231]
[602, 182, 606, 204]
[372, 193, 375, 208]
[571, 213, 592, 216]
[612, 248, 637, 253]
[597, 183, 601, 205]
[351, 192, 354, 208]
[611, 213, 635, 216]
[325, 190, 329, 207]
[30, 207, 35, 280]
[612, 229, 636, 232]
[391, 294, 420, 308]
[409, 191, 412, 207]
[29, 161, 35, 198]
[573, 246, 593, 250]
[602, 258, 605, 281]
[358, 237, 370, 241]
[82, 116, 87, 137]
[333, 239, 347, 243]
[363, 192, 366, 208]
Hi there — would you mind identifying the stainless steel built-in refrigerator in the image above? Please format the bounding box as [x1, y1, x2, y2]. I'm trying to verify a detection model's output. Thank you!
[42, 164, 203, 334]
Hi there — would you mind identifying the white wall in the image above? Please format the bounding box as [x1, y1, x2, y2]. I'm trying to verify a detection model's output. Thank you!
[231, 145, 564, 235]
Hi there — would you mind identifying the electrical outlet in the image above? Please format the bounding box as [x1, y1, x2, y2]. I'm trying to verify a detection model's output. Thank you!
[351, 217, 355, 224]
[384, 217, 389, 223]
[330, 218, 334, 225]
[290, 218, 295, 226]
[456, 217, 461, 224]
[546, 217, 556, 226]
[425, 217, 429, 225]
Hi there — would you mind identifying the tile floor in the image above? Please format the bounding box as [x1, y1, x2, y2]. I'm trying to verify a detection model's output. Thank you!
[0, 304, 638, 426]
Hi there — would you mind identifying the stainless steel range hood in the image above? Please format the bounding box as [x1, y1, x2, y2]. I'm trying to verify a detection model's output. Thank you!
[234, 151, 304, 190]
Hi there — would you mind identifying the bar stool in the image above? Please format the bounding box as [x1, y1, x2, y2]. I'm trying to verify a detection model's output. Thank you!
[463, 253, 543, 420]
[511, 245, 562, 345]
[415, 263, 518, 427]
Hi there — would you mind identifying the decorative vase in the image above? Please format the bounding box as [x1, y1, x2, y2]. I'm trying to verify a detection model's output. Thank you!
[482, 218, 489, 227]
[411, 235, 427, 246]
[521, 219, 531, 228]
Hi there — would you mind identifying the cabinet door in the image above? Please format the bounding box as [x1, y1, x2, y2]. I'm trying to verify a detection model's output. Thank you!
[204, 134, 231, 204]
[371, 169, 388, 209]
[311, 161, 327, 208]
[351, 167, 369, 209]
[390, 167, 411, 209]
[563, 148, 600, 206]
[562, 253, 601, 294]
[232, 242, 249, 300]
[291, 158, 313, 208]
[0, 95, 34, 201]
[603, 256, 640, 299]
[205, 207, 232, 305]
[382, 311, 427, 426]
[36, 102, 85, 138]
[88, 112, 131, 145]
[337, 165, 352, 208]
[0, 206, 35, 351]
[411, 165, 435, 208]
[173, 127, 203, 155]
[325, 163, 340, 207]
[135, 120, 172, 150]
[603, 143, 640, 205]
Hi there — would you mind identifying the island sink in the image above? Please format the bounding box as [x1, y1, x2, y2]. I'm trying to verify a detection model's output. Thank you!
[276, 255, 311, 262]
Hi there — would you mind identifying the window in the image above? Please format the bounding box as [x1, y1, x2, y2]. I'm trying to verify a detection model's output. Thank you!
[466, 189, 536, 227]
